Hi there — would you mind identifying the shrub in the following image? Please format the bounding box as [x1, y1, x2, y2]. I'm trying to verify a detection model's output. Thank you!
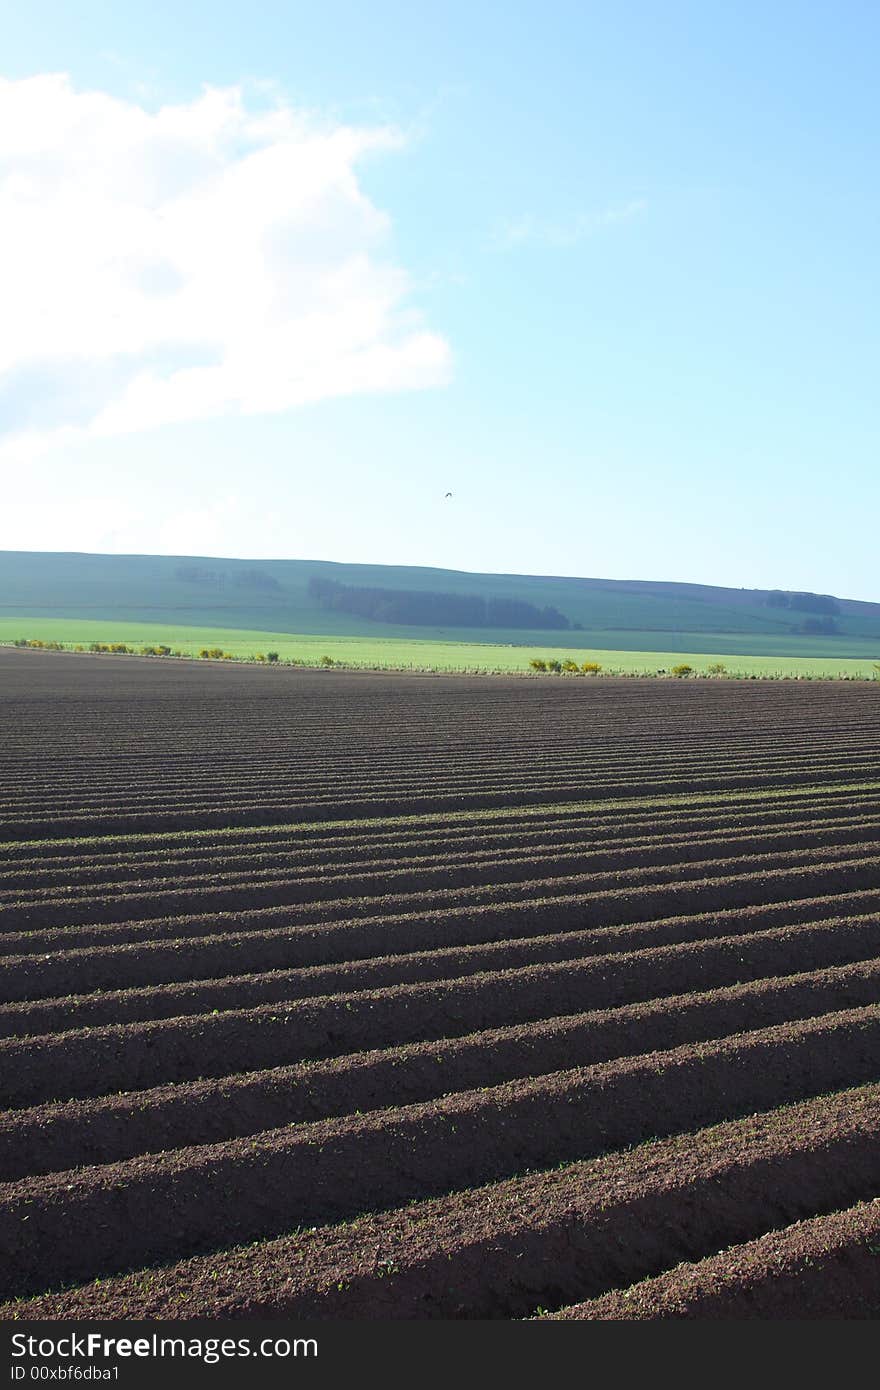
[319, 655, 335, 667]
[708, 662, 727, 675]
[266, 652, 280, 663]
[561, 659, 580, 673]
[671, 664, 694, 678]
[546, 659, 562, 673]
[528, 658, 547, 671]
[580, 661, 602, 674]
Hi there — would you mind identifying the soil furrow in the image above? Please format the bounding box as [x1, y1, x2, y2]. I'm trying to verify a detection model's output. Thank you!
[4, 917, 880, 1105]
[4, 837, 880, 935]
[2, 959, 878, 1180]
[6, 870, 880, 1005]
[546, 1200, 880, 1319]
[0, 1007, 877, 1299]
[3, 1086, 878, 1321]
[3, 818, 879, 909]
[4, 758, 877, 839]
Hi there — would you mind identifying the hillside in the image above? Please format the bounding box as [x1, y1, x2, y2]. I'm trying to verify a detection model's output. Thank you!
[2, 549, 880, 658]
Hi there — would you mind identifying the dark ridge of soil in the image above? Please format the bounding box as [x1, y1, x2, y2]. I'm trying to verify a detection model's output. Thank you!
[7, 873, 880, 1005]
[4, 786, 876, 870]
[2, 1084, 878, 1321]
[14, 734, 855, 797]
[4, 809, 879, 897]
[4, 838, 880, 939]
[4, 738, 880, 841]
[548, 1199, 880, 1319]
[3, 731, 868, 798]
[5, 827, 880, 930]
[10, 761, 876, 840]
[4, 916, 880, 1107]
[1, 1007, 878, 1300]
[2, 959, 878, 1180]
[5, 906, 880, 1039]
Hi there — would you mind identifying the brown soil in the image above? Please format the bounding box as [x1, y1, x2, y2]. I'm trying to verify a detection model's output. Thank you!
[2, 959, 877, 1181]
[3, 1084, 878, 1321]
[548, 1199, 880, 1319]
[1, 1008, 878, 1299]
[2, 649, 879, 1318]
[2, 908, 877, 1037]
[4, 919, 880, 1108]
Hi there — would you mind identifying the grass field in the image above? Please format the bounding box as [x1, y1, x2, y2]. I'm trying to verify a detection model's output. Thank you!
[2, 616, 879, 677]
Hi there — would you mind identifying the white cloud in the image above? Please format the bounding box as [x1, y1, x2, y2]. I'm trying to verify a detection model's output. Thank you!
[0, 75, 451, 457]
[495, 200, 647, 249]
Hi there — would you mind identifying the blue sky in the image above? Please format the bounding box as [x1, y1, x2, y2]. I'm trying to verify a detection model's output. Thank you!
[2, 2, 878, 599]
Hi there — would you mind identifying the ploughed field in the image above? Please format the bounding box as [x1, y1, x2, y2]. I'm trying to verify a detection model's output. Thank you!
[1, 648, 879, 1320]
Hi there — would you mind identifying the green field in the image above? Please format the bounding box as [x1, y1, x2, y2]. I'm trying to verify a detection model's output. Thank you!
[3, 617, 879, 678]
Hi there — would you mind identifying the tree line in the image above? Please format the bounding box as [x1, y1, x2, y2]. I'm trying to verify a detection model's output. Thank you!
[765, 590, 840, 614]
[174, 566, 280, 591]
[308, 578, 572, 629]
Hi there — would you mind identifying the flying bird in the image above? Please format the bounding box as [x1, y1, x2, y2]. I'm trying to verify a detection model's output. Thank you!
[444, 491, 453, 498]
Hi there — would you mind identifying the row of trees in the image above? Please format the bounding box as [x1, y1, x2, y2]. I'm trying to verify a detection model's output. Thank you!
[308, 577, 571, 629]
[174, 566, 281, 591]
[765, 590, 841, 615]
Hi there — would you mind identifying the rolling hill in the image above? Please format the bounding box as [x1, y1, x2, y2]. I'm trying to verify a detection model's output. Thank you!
[1, 549, 880, 658]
